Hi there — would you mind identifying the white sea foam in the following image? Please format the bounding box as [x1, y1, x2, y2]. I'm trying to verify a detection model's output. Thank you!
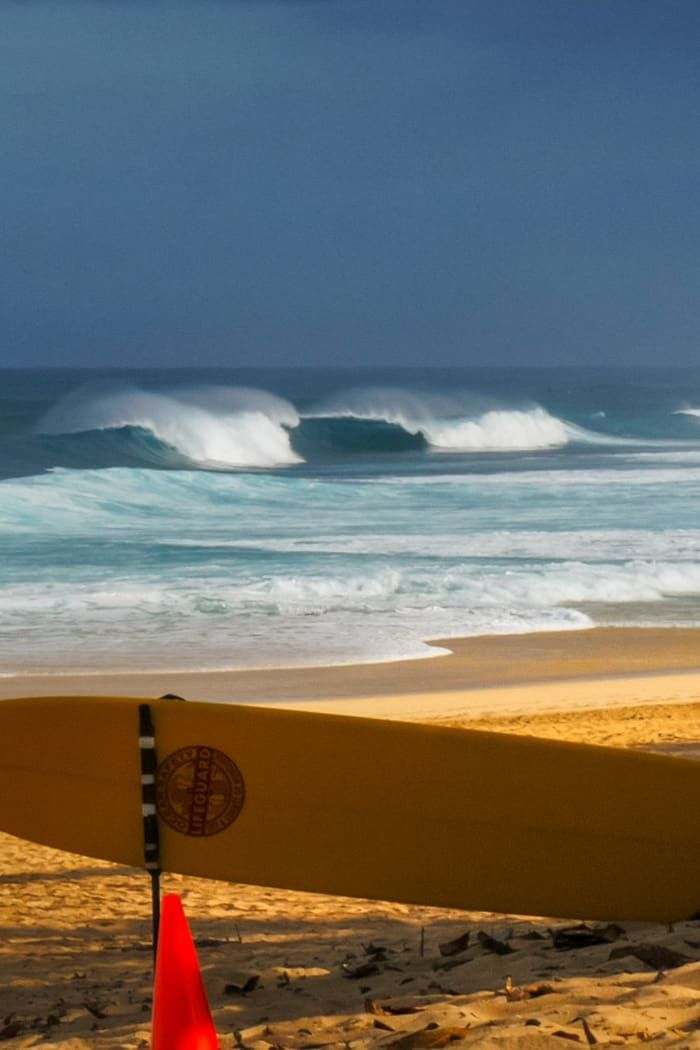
[2, 555, 698, 664]
[623, 449, 700, 463]
[165, 528, 700, 562]
[367, 465, 700, 486]
[0, 570, 593, 673]
[475, 561, 700, 605]
[4, 560, 699, 618]
[38, 385, 302, 468]
[423, 407, 569, 450]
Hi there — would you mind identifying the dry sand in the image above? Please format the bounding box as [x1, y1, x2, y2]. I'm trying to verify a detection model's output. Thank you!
[3, 627, 700, 1048]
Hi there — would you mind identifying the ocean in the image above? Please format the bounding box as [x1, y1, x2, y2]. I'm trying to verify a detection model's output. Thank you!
[1, 366, 700, 676]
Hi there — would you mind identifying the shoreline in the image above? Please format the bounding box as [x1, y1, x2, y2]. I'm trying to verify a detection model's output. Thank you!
[2, 626, 700, 722]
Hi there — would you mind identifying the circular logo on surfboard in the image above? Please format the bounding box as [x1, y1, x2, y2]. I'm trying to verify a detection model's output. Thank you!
[156, 745, 245, 836]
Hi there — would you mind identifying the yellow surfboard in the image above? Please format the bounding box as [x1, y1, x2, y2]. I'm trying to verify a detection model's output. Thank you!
[1, 694, 699, 923]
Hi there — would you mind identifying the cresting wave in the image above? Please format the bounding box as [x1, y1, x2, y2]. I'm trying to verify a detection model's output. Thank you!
[30, 382, 646, 471]
[38, 385, 302, 469]
[308, 386, 586, 451]
[308, 384, 654, 453]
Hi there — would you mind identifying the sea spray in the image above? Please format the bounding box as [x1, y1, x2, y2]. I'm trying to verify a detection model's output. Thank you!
[38, 384, 302, 468]
[423, 407, 568, 451]
[307, 385, 633, 452]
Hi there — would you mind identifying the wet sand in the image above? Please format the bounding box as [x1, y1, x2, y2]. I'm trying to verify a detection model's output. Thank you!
[2, 626, 700, 708]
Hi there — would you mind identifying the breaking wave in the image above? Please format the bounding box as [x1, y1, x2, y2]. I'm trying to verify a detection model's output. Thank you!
[306, 386, 629, 452]
[422, 408, 569, 451]
[10, 381, 689, 476]
[37, 384, 302, 469]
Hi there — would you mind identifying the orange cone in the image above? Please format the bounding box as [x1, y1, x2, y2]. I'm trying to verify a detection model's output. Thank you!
[151, 893, 219, 1050]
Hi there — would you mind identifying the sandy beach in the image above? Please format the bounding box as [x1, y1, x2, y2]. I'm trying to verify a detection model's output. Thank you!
[5, 0, 700, 1040]
[3, 626, 700, 1047]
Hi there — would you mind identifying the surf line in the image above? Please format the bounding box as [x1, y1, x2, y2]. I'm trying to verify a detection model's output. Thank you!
[138, 704, 161, 962]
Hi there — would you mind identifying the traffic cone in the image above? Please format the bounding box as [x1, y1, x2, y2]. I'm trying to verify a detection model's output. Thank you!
[151, 893, 219, 1050]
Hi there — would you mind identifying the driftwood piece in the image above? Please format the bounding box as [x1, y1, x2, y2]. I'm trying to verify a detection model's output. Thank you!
[366, 998, 425, 1016]
[342, 960, 381, 980]
[608, 943, 693, 969]
[224, 975, 261, 996]
[383, 1024, 471, 1049]
[363, 942, 389, 961]
[503, 976, 555, 1002]
[0, 1022, 24, 1041]
[477, 930, 513, 955]
[551, 923, 624, 951]
[437, 931, 470, 957]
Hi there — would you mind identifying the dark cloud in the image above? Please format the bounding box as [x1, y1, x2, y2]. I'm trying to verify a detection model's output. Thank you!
[2, 0, 699, 366]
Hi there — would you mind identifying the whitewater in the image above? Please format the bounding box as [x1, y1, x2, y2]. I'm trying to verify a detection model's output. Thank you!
[1, 366, 700, 674]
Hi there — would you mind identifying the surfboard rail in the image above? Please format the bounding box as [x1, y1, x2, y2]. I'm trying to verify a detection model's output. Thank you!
[1, 694, 699, 923]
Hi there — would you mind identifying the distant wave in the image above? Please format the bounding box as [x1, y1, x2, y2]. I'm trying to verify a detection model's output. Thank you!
[37, 385, 302, 469]
[22, 381, 684, 475]
[308, 406, 571, 451]
[676, 407, 700, 419]
[307, 386, 628, 452]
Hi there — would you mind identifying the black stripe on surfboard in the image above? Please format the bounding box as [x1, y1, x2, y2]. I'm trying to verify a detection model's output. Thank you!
[138, 704, 160, 874]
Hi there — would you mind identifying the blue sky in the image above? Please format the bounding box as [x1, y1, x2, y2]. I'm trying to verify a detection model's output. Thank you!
[2, 0, 699, 367]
